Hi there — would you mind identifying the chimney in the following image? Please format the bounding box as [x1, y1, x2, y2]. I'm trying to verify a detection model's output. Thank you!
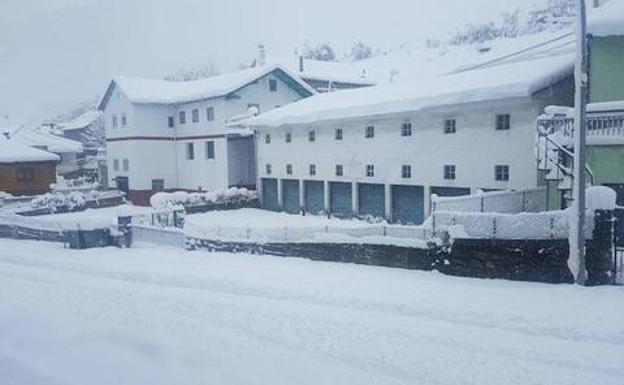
[257, 45, 266, 66]
[298, 56, 304, 73]
[593, 0, 600, 7]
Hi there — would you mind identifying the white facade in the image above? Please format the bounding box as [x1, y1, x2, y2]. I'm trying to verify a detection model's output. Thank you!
[101, 67, 313, 203]
[255, 95, 571, 223]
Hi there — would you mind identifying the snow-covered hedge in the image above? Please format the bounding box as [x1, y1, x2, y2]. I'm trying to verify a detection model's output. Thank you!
[150, 188, 258, 210]
[31, 191, 87, 212]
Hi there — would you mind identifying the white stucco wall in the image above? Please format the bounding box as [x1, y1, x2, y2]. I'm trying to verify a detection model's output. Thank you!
[255, 97, 546, 215]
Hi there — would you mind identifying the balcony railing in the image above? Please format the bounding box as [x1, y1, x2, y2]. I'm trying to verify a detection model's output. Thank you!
[538, 111, 624, 138]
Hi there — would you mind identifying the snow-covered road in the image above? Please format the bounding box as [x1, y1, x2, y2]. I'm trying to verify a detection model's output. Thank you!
[0, 239, 623, 385]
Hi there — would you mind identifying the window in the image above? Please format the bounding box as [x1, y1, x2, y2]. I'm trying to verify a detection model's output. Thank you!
[205, 141, 215, 159]
[401, 165, 412, 179]
[495, 165, 510, 181]
[113, 159, 119, 171]
[265, 134, 271, 144]
[16, 168, 33, 181]
[286, 164, 293, 175]
[179, 110, 186, 124]
[309, 164, 316, 176]
[444, 165, 456, 180]
[121, 113, 127, 127]
[401, 122, 412, 136]
[168, 116, 174, 128]
[248, 104, 260, 114]
[496, 114, 511, 130]
[265, 164, 272, 175]
[366, 164, 374, 177]
[269, 79, 278, 92]
[186, 143, 195, 160]
[192, 108, 199, 123]
[444, 119, 456, 134]
[308, 130, 315, 142]
[335, 164, 343, 177]
[122, 159, 129, 172]
[335, 128, 343, 140]
[206, 107, 214, 121]
[285, 132, 292, 143]
[112, 115, 118, 129]
[365, 125, 375, 138]
[152, 179, 165, 192]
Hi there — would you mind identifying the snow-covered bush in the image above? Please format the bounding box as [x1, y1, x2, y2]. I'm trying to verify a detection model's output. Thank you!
[150, 188, 258, 210]
[31, 191, 87, 212]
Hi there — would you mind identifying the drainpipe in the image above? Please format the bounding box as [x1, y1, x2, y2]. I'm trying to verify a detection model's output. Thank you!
[173, 106, 180, 189]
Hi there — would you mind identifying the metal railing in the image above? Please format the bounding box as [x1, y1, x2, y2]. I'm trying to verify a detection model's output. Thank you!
[431, 188, 547, 214]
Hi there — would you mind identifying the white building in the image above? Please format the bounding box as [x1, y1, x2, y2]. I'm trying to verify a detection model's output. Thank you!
[243, 54, 575, 224]
[98, 65, 315, 205]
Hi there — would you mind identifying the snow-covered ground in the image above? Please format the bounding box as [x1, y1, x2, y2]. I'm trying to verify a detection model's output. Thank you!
[1, 239, 623, 385]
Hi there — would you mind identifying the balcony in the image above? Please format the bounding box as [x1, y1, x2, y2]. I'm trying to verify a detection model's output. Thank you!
[538, 102, 624, 141]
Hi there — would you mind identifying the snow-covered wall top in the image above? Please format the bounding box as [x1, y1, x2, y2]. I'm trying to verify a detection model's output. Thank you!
[99, 65, 315, 108]
[245, 54, 574, 127]
[589, 0, 624, 37]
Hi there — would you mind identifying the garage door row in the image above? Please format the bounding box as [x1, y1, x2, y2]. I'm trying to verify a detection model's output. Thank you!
[261, 178, 471, 225]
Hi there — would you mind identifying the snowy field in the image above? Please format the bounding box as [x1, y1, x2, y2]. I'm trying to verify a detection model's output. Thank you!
[34, 204, 153, 230]
[1, 239, 623, 385]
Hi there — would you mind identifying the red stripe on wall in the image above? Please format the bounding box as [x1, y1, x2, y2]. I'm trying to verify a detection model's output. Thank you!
[106, 134, 228, 142]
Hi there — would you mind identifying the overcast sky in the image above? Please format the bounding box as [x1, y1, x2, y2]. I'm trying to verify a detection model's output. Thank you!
[0, 0, 545, 123]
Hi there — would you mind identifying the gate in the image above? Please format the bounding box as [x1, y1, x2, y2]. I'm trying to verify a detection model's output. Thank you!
[304, 181, 324, 215]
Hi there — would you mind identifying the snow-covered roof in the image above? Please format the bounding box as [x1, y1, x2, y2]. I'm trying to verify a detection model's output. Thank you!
[244, 53, 574, 127]
[0, 136, 60, 163]
[58, 110, 102, 131]
[99, 64, 315, 109]
[589, 0, 624, 37]
[264, 54, 375, 86]
[11, 128, 83, 154]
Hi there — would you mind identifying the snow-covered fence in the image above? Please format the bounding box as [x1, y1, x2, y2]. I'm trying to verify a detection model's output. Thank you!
[129, 208, 185, 229]
[431, 188, 547, 214]
[130, 225, 185, 248]
[184, 223, 429, 245]
[430, 209, 593, 240]
[150, 188, 258, 212]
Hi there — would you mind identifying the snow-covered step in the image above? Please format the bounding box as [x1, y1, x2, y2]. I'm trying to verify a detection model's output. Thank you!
[544, 166, 563, 182]
[558, 174, 573, 191]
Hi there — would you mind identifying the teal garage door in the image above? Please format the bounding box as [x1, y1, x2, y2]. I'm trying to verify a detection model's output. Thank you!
[261, 178, 279, 211]
[430, 186, 471, 197]
[330, 182, 352, 217]
[282, 179, 300, 214]
[392, 185, 424, 225]
[358, 183, 385, 219]
[304, 181, 325, 214]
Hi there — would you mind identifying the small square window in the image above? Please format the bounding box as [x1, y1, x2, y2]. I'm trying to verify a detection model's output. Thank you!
[309, 164, 316, 176]
[265, 164, 272, 175]
[401, 122, 412, 136]
[335, 128, 343, 140]
[286, 164, 293, 175]
[335, 164, 343, 177]
[495, 165, 510, 181]
[179, 110, 186, 124]
[444, 119, 456, 134]
[308, 130, 315, 142]
[122, 159, 129, 171]
[401, 165, 412, 179]
[265, 134, 271, 144]
[496, 114, 511, 130]
[168, 116, 174, 128]
[269, 79, 278, 92]
[186, 143, 195, 160]
[121, 113, 127, 127]
[113, 159, 119, 171]
[192, 108, 199, 123]
[285, 132, 292, 143]
[206, 107, 215, 121]
[205, 141, 215, 159]
[444, 165, 456, 180]
[366, 164, 374, 177]
[152, 179, 165, 192]
[365, 125, 375, 138]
